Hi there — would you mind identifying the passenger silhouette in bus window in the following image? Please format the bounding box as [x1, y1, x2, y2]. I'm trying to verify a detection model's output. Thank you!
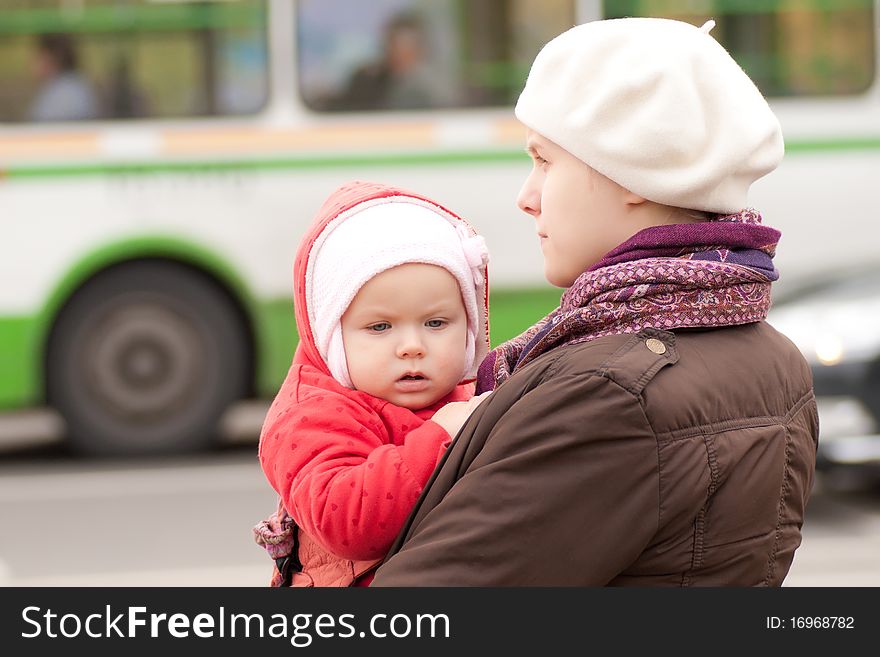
[333, 13, 443, 111]
[28, 33, 101, 122]
[106, 57, 151, 119]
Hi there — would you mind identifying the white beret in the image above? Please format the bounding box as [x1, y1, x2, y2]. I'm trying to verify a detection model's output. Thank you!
[514, 17, 784, 213]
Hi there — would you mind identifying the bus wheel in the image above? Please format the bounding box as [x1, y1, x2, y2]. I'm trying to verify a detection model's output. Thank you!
[46, 261, 250, 456]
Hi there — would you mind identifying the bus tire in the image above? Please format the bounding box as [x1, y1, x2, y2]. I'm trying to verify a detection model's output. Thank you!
[46, 260, 250, 456]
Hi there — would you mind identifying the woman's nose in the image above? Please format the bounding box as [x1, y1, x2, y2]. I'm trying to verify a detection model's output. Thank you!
[516, 170, 541, 218]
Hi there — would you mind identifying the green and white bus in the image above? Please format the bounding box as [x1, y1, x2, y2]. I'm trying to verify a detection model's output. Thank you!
[1, 0, 877, 454]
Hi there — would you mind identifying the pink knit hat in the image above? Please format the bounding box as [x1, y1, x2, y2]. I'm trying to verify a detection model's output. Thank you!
[306, 196, 490, 389]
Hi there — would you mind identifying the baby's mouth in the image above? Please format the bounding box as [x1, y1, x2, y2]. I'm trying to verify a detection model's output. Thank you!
[395, 373, 430, 392]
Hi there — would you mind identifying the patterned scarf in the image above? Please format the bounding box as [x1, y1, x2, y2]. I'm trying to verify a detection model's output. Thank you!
[476, 209, 780, 393]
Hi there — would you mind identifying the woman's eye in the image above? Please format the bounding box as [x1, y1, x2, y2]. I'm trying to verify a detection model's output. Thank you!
[368, 322, 391, 332]
[426, 319, 445, 328]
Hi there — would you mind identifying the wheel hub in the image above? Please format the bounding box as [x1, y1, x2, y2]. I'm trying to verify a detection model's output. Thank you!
[86, 302, 202, 419]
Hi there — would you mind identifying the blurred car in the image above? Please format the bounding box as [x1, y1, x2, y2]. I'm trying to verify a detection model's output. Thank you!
[767, 267, 880, 483]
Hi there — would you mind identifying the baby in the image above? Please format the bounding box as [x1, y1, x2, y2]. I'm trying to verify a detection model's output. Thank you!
[254, 181, 490, 586]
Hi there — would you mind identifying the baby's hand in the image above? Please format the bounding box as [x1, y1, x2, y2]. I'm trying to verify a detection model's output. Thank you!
[431, 391, 492, 438]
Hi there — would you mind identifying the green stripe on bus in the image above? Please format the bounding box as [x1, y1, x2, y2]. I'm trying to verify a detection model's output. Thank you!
[785, 137, 880, 152]
[0, 316, 38, 409]
[257, 298, 297, 398]
[488, 287, 561, 346]
[2, 149, 527, 179]
[4, 0, 872, 34]
[608, 0, 873, 15]
[3, 137, 879, 179]
[0, 3, 264, 35]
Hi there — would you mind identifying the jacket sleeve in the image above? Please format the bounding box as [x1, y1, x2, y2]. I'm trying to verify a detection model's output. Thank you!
[259, 388, 451, 562]
[371, 371, 661, 585]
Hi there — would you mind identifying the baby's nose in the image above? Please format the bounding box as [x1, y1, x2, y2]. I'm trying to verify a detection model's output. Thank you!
[396, 331, 425, 358]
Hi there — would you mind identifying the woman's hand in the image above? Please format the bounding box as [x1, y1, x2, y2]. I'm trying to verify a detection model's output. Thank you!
[431, 391, 492, 438]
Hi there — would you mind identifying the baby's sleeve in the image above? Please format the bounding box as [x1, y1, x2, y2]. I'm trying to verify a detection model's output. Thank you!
[258, 391, 451, 562]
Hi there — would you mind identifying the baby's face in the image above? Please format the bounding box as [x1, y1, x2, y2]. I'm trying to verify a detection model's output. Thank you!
[341, 263, 468, 410]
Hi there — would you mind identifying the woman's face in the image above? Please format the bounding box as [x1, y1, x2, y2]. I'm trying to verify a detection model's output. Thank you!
[517, 130, 638, 288]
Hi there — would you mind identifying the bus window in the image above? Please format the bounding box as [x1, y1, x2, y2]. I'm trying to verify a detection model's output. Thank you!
[296, 0, 576, 112]
[603, 0, 876, 97]
[0, 0, 269, 122]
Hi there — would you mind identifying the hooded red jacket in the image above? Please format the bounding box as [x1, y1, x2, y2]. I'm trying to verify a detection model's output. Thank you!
[258, 181, 489, 585]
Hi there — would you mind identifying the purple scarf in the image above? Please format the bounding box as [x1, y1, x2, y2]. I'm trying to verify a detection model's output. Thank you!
[476, 209, 780, 393]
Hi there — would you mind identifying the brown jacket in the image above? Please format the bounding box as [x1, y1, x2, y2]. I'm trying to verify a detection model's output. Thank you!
[371, 323, 818, 586]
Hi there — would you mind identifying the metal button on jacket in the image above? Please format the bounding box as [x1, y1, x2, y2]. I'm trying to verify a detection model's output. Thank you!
[645, 338, 667, 355]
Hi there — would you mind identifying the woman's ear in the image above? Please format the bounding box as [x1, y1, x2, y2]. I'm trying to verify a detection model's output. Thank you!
[622, 190, 648, 207]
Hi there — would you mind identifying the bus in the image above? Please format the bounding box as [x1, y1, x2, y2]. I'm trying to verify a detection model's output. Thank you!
[1, 0, 877, 455]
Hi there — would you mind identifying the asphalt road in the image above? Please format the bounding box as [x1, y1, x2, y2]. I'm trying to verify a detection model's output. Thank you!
[0, 441, 878, 587]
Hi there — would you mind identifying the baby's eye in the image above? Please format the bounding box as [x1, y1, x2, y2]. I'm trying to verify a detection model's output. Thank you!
[425, 319, 446, 328]
[368, 322, 391, 332]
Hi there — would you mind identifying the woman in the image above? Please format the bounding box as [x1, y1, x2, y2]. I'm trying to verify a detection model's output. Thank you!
[370, 17, 818, 586]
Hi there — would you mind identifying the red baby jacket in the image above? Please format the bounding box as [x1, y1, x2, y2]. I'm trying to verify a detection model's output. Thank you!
[258, 181, 489, 584]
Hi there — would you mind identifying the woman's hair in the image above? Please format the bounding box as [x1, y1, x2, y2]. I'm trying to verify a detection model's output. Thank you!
[679, 209, 713, 222]
[38, 33, 79, 72]
[584, 163, 713, 223]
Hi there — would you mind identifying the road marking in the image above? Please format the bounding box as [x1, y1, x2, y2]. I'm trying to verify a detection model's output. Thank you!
[0, 557, 11, 586]
[0, 461, 272, 502]
[0, 409, 64, 450]
[220, 400, 271, 443]
[0, 400, 271, 452]
[4, 563, 270, 587]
